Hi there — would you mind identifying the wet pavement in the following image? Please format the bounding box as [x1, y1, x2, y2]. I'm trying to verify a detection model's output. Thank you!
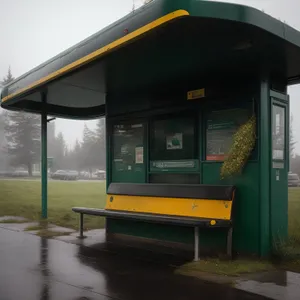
[236, 271, 300, 300]
[0, 227, 275, 300]
[0, 217, 76, 234]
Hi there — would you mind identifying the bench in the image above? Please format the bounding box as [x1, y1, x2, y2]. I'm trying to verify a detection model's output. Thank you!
[72, 183, 236, 261]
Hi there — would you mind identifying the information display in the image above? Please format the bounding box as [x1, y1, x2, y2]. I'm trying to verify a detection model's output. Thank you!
[206, 108, 250, 161]
[112, 123, 145, 183]
[150, 117, 196, 162]
[272, 105, 285, 160]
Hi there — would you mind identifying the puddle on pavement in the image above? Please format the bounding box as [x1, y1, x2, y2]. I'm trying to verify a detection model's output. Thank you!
[235, 271, 300, 300]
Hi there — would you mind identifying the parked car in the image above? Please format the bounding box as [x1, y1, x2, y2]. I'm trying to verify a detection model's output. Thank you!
[67, 170, 79, 181]
[12, 169, 28, 177]
[79, 171, 90, 179]
[51, 170, 78, 181]
[94, 170, 106, 180]
[51, 170, 68, 180]
[288, 173, 300, 187]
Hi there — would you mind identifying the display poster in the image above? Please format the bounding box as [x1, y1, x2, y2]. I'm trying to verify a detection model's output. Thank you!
[113, 124, 144, 169]
[272, 105, 285, 160]
[166, 133, 183, 150]
[206, 108, 250, 161]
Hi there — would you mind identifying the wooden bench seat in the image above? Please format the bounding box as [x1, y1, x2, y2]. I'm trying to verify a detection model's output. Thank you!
[72, 183, 236, 261]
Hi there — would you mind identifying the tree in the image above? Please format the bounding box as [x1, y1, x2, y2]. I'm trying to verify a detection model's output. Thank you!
[73, 139, 82, 171]
[95, 118, 106, 169]
[0, 113, 9, 172]
[1, 66, 13, 85]
[0, 68, 14, 172]
[3, 68, 41, 176]
[290, 115, 296, 160]
[132, 0, 153, 12]
[65, 139, 82, 171]
[80, 124, 97, 172]
[5, 112, 41, 176]
[52, 132, 67, 170]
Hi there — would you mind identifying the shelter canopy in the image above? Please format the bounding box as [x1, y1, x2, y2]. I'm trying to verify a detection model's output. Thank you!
[2, 0, 300, 119]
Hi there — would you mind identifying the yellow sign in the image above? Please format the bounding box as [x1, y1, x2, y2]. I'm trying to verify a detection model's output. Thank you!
[187, 88, 205, 100]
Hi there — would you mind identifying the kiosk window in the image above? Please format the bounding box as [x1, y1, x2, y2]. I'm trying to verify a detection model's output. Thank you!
[149, 116, 199, 184]
[272, 105, 285, 160]
[113, 123, 144, 169]
[150, 117, 196, 161]
[206, 108, 250, 161]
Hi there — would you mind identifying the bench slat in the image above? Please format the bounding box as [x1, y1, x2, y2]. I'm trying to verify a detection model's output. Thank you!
[108, 183, 235, 200]
[105, 195, 233, 220]
[72, 207, 231, 227]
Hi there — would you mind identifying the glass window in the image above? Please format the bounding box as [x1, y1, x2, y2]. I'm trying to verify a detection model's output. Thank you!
[113, 123, 144, 166]
[206, 108, 251, 161]
[150, 116, 196, 161]
[272, 105, 285, 160]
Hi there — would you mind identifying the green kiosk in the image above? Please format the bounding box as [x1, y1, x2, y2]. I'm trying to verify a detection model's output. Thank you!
[2, 0, 300, 258]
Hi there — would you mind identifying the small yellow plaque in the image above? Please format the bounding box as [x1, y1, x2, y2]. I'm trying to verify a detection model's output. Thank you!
[187, 88, 205, 100]
[210, 220, 216, 226]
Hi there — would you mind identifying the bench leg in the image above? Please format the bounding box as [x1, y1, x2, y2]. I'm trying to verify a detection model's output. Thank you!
[194, 226, 199, 261]
[227, 227, 233, 258]
[79, 213, 84, 238]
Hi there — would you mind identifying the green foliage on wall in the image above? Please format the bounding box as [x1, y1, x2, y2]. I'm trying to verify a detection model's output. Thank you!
[221, 115, 256, 179]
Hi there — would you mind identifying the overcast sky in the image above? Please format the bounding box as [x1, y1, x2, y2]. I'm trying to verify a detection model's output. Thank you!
[1, 0, 300, 151]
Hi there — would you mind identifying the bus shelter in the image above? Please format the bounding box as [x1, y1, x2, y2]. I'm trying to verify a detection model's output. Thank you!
[2, 0, 300, 257]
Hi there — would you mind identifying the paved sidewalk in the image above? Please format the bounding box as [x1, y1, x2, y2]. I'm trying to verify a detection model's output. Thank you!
[0, 227, 272, 300]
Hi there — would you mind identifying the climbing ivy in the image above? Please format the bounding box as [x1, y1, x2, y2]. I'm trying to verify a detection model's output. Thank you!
[221, 115, 256, 179]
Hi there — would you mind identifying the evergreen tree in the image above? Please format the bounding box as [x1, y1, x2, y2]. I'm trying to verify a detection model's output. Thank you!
[95, 118, 106, 169]
[3, 67, 41, 176]
[290, 115, 296, 159]
[66, 139, 82, 171]
[52, 132, 67, 170]
[1, 66, 13, 85]
[73, 139, 82, 171]
[81, 123, 97, 172]
[0, 113, 9, 171]
[5, 112, 40, 175]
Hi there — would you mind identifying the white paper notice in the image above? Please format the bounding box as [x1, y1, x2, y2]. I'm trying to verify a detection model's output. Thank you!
[135, 147, 144, 164]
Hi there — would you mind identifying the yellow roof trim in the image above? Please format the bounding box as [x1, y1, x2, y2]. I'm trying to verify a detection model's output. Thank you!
[2, 9, 189, 103]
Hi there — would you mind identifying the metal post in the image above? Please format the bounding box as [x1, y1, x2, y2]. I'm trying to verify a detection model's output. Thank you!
[227, 227, 233, 258]
[41, 92, 48, 219]
[79, 213, 84, 238]
[194, 226, 199, 261]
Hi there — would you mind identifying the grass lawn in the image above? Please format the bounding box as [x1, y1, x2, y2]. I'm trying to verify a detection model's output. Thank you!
[1, 180, 300, 275]
[0, 180, 106, 230]
[177, 188, 300, 276]
[177, 259, 274, 277]
[1, 180, 300, 237]
[287, 188, 300, 245]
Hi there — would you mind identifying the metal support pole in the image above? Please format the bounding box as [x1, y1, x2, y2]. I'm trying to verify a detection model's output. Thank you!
[194, 226, 199, 261]
[227, 227, 233, 258]
[79, 213, 84, 238]
[41, 92, 48, 219]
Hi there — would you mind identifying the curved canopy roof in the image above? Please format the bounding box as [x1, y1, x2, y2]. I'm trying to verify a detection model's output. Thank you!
[2, 0, 300, 119]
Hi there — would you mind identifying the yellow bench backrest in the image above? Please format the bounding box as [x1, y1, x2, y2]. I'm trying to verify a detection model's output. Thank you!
[105, 194, 232, 220]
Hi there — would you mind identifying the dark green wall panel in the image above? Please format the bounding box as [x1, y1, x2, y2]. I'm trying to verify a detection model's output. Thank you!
[202, 161, 260, 254]
[107, 218, 228, 253]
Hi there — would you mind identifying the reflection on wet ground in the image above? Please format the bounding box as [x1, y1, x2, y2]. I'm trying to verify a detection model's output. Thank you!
[236, 271, 300, 300]
[0, 227, 284, 299]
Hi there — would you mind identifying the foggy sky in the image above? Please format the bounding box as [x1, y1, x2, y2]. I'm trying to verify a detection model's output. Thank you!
[1, 0, 300, 151]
